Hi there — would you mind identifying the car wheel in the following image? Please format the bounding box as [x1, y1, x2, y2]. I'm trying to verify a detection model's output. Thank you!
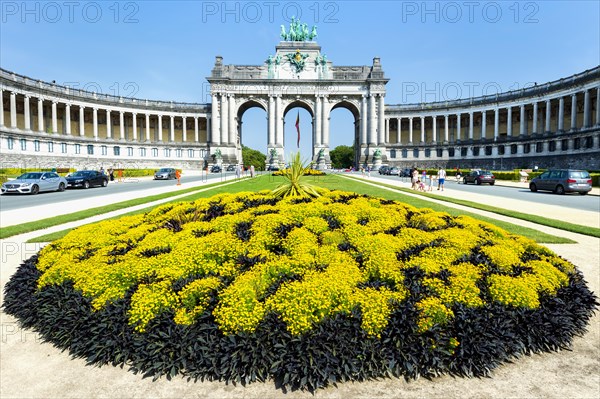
[476, 179, 481, 185]
[555, 185, 565, 195]
[57, 182, 66, 192]
[579, 192, 588, 195]
[529, 183, 537, 192]
[463, 177, 468, 184]
[31, 185, 39, 195]
[490, 181, 495, 186]
[102, 179, 108, 187]
[83, 181, 90, 189]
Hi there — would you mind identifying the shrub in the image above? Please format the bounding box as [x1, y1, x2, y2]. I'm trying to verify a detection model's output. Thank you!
[3, 190, 597, 392]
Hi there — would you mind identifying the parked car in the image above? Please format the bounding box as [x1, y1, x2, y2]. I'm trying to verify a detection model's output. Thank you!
[378, 165, 389, 175]
[529, 169, 592, 195]
[400, 168, 412, 177]
[1, 172, 67, 194]
[66, 170, 109, 189]
[267, 165, 280, 171]
[387, 167, 400, 176]
[226, 165, 236, 172]
[154, 168, 177, 180]
[210, 165, 222, 173]
[463, 170, 495, 185]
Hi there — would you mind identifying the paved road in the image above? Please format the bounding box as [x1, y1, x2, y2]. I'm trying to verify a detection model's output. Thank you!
[0, 173, 233, 212]
[376, 174, 600, 213]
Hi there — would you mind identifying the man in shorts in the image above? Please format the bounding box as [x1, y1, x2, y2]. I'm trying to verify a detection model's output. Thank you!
[437, 167, 447, 191]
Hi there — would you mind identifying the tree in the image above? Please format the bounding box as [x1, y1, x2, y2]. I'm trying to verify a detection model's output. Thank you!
[329, 145, 354, 169]
[241, 145, 267, 170]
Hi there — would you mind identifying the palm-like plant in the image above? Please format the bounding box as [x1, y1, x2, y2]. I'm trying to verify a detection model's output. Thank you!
[271, 152, 323, 198]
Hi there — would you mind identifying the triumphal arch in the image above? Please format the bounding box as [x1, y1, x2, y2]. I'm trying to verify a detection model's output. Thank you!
[207, 18, 388, 167]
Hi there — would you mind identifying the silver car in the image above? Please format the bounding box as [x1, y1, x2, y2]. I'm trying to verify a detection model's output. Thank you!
[1, 172, 67, 195]
[529, 169, 592, 195]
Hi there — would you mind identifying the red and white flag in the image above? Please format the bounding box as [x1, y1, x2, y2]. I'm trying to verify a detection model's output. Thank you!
[295, 111, 300, 148]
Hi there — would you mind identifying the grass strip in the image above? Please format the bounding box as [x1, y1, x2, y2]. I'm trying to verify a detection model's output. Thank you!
[2, 178, 242, 239]
[29, 174, 571, 244]
[341, 174, 599, 239]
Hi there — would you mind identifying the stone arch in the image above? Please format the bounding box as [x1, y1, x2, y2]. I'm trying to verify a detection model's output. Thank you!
[236, 98, 269, 161]
[283, 98, 315, 117]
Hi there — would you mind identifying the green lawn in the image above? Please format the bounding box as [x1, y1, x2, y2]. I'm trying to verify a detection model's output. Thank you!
[28, 174, 574, 244]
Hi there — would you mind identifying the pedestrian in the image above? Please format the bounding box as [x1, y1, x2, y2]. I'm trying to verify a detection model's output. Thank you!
[427, 174, 434, 191]
[250, 165, 255, 178]
[411, 168, 418, 190]
[417, 179, 425, 191]
[100, 166, 105, 175]
[422, 169, 427, 182]
[235, 164, 241, 179]
[438, 167, 447, 191]
[367, 166, 371, 178]
[108, 167, 114, 182]
[117, 169, 123, 183]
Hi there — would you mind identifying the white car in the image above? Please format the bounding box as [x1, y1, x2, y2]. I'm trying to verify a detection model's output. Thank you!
[1, 172, 68, 194]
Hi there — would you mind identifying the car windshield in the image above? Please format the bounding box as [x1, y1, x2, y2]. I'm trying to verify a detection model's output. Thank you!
[71, 171, 89, 177]
[18, 173, 42, 179]
[158, 169, 170, 173]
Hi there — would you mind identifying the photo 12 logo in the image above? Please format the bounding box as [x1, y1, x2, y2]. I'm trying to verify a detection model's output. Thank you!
[401, 1, 540, 24]
[200, 1, 340, 24]
[400, 80, 539, 103]
[1, 1, 140, 24]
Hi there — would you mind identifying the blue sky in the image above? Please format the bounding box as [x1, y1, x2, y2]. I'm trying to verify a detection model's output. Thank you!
[1, 1, 599, 159]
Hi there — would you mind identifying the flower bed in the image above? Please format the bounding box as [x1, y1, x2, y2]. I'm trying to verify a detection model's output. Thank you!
[272, 168, 326, 176]
[3, 190, 597, 392]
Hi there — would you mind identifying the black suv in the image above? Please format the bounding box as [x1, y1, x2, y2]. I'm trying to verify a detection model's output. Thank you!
[66, 170, 109, 189]
[210, 165, 222, 173]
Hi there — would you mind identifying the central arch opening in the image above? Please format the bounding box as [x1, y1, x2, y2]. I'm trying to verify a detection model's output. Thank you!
[330, 100, 360, 168]
[283, 100, 314, 164]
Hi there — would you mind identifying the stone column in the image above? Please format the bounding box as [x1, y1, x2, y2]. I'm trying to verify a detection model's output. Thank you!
[408, 117, 413, 144]
[194, 117, 199, 142]
[276, 95, 284, 146]
[360, 95, 367, 145]
[93, 108, 98, 138]
[170, 115, 175, 142]
[10, 92, 17, 128]
[182, 116, 187, 142]
[323, 96, 330, 146]
[211, 93, 219, 145]
[481, 111, 486, 140]
[228, 94, 235, 145]
[468, 112, 473, 140]
[132, 113, 138, 141]
[532, 102, 538, 134]
[519, 104, 526, 136]
[545, 99, 551, 133]
[106, 109, 112, 138]
[37, 98, 44, 132]
[378, 94, 385, 145]
[494, 108, 499, 141]
[456, 113, 461, 141]
[385, 118, 390, 144]
[79, 106, 85, 136]
[120, 111, 125, 140]
[420, 116, 425, 143]
[145, 114, 150, 141]
[368, 95, 376, 145]
[583, 89, 590, 128]
[24, 95, 31, 130]
[157, 114, 163, 141]
[397, 117, 402, 144]
[507, 107, 512, 136]
[558, 97, 564, 132]
[0, 90, 3, 127]
[570, 93, 577, 130]
[64, 103, 71, 135]
[52, 101, 58, 133]
[596, 87, 600, 126]
[444, 115, 449, 143]
[315, 96, 322, 146]
[268, 96, 275, 145]
[432, 116, 437, 143]
[220, 94, 229, 145]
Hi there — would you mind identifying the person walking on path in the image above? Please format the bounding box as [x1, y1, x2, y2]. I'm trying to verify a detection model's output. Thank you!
[117, 169, 123, 183]
[438, 167, 447, 191]
[427, 174, 434, 191]
[411, 168, 419, 190]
